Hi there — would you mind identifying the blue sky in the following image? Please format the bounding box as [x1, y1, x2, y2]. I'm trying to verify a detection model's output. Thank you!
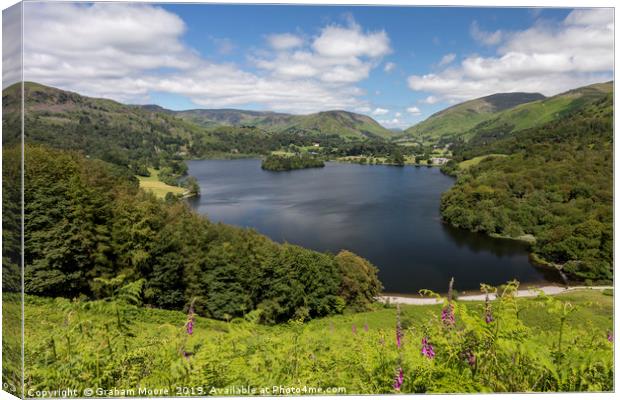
[10, 3, 614, 128]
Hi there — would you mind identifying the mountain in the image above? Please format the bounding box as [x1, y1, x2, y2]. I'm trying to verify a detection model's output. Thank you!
[174, 108, 293, 129]
[278, 110, 393, 139]
[404, 92, 545, 143]
[172, 108, 394, 140]
[467, 81, 613, 139]
[3, 82, 205, 173]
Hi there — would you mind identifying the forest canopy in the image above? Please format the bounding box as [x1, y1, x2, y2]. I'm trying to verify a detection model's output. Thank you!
[14, 145, 382, 323]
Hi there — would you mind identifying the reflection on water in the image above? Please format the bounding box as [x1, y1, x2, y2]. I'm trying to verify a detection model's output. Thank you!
[188, 159, 561, 294]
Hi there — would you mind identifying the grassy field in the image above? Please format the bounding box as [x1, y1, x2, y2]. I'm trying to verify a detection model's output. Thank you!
[137, 168, 187, 198]
[8, 288, 612, 395]
[458, 154, 507, 169]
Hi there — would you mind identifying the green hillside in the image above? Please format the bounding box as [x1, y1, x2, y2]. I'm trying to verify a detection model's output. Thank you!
[281, 110, 394, 139]
[468, 81, 613, 141]
[3, 82, 207, 175]
[175, 108, 293, 129]
[175, 108, 393, 140]
[441, 93, 613, 282]
[404, 92, 545, 144]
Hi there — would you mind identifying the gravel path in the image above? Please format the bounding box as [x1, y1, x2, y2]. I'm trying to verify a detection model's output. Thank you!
[378, 285, 613, 305]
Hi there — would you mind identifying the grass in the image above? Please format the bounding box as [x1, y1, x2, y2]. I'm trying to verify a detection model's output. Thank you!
[458, 154, 507, 169]
[11, 288, 612, 394]
[137, 168, 187, 198]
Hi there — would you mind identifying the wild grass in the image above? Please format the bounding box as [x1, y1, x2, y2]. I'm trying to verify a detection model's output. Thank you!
[11, 287, 613, 395]
[137, 168, 187, 198]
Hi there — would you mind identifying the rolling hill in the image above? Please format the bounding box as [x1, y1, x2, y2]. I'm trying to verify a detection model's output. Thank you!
[3, 82, 396, 171]
[467, 81, 613, 140]
[3, 82, 206, 170]
[403, 92, 545, 143]
[172, 108, 394, 140]
[404, 81, 612, 145]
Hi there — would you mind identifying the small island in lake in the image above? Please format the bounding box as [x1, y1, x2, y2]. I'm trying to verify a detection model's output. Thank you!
[261, 153, 325, 171]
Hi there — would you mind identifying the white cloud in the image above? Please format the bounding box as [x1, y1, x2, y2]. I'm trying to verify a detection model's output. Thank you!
[372, 107, 389, 115]
[419, 95, 439, 104]
[470, 21, 503, 46]
[406, 106, 421, 115]
[384, 62, 396, 72]
[266, 33, 303, 50]
[395, 112, 401, 117]
[255, 19, 391, 85]
[408, 9, 613, 103]
[377, 118, 406, 128]
[21, 3, 389, 114]
[311, 20, 390, 58]
[438, 53, 456, 67]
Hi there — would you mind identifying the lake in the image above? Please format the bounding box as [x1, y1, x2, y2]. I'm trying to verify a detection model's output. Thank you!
[187, 159, 559, 294]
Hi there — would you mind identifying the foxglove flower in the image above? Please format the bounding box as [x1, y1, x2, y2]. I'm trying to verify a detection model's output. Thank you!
[484, 293, 494, 324]
[441, 303, 455, 326]
[364, 322, 369, 332]
[396, 304, 403, 348]
[463, 350, 475, 366]
[393, 367, 404, 391]
[442, 278, 456, 326]
[607, 331, 613, 342]
[421, 337, 435, 359]
[186, 304, 195, 335]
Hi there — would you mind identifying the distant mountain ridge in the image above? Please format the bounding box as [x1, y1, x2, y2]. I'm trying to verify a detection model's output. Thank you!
[155, 107, 394, 140]
[404, 82, 613, 144]
[404, 92, 546, 143]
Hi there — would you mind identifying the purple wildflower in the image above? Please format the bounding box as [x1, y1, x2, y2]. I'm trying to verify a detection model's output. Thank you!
[396, 303, 403, 348]
[393, 367, 404, 391]
[441, 303, 455, 326]
[182, 350, 192, 360]
[364, 322, 369, 332]
[463, 350, 476, 367]
[186, 304, 195, 335]
[607, 331, 613, 342]
[484, 293, 494, 324]
[421, 337, 435, 359]
[352, 324, 357, 334]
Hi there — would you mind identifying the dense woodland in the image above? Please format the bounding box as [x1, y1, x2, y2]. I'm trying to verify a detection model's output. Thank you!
[261, 153, 325, 171]
[4, 145, 381, 324]
[441, 95, 613, 282]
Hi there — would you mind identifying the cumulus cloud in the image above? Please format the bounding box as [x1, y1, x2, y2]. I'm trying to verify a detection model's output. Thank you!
[470, 21, 503, 46]
[406, 106, 421, 115]
[384, 61, 396, 72]
[21, 3, 388, 113]
[311, 20, 390, 58]
[438, 53, 456, 67]
[255, 19, 391, 84]
[408, 9, 613, 103]
[266, 33, 303, 50]
[372, 107, 389, 115]
[377, 118, 402, 128]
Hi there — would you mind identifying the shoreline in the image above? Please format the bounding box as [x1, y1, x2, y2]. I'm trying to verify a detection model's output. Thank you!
[378, 285, 613, 305]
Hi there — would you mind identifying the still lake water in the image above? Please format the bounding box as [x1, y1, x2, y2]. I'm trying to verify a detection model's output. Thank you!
[187, 159, 558, 294]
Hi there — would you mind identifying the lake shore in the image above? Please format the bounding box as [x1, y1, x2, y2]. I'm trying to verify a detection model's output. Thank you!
[378, 285, 613, 305]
